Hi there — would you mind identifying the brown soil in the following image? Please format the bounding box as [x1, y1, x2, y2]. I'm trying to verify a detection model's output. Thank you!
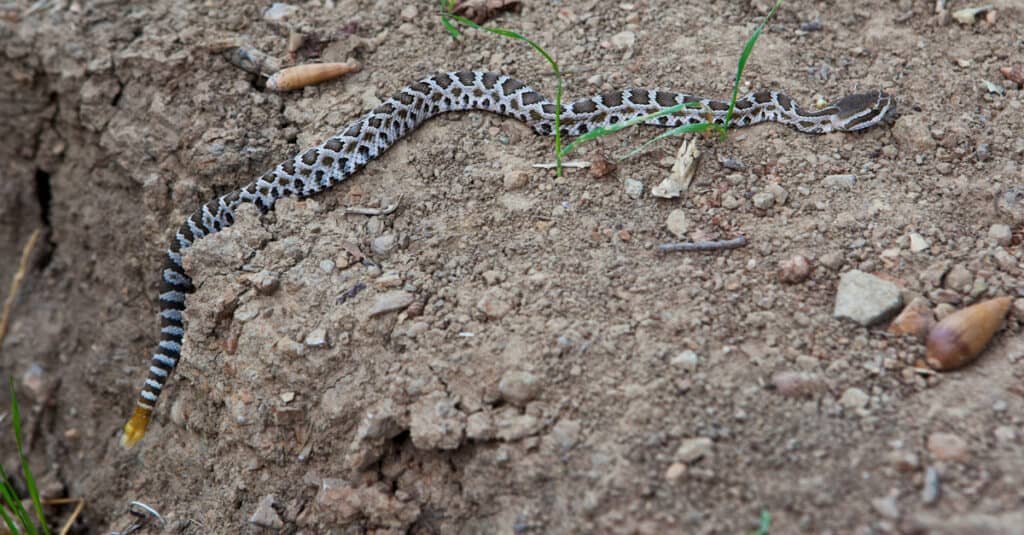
[2, 0, 1023, 533]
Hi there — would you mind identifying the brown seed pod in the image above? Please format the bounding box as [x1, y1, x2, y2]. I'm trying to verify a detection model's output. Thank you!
[925, 296, 1012, 371]
[266, 62, 361, 92]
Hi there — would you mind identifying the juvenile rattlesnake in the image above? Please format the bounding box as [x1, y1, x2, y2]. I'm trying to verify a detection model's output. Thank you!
[121, 70, 895, 447]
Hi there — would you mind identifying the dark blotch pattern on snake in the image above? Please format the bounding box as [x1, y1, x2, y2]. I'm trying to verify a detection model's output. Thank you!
[121, 70, 895, 447]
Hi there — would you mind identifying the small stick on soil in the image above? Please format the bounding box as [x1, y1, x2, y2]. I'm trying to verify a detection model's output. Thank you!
[0, 228, 42, 351]
[657, 236, 747, 253]
[532, 160, 589, 169]
[41, 497, 85, 535]
[345, 203, 398, 216]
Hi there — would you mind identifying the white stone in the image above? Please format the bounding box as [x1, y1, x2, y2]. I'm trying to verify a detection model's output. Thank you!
[833, 270, 903, 326]
[909, 233, 930, 253]
[666, 209, 689, 238]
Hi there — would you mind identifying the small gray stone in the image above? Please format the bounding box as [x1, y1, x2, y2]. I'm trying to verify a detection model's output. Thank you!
[765, 183, 788, 205]
[943, 264, 973, 293]
[871, 494, 900, 520]
[498, 370, 541, 405]
[371, 234, 398, 256]
[609, 30, 636, 49]
[824, 174, 856, 189]
[988, 224, 1013, 246]
[909, 233, 930, 253]
[319, 259, 336, 273]
[752, 191, 775, 209]
[477, 287, 513, 319]
[249, 495, 283, 529]
[839, 387, 869, 410]
[263, 3, 298, 22]
[666, 209, 689, 238]
[675, 437, 713, 464]
[624, 178, 643, 199]
[922, 466, 941, 505]
[367, 291, 415, 317]
[833, 270, 903, 326]
[503, 170, 530, 190]
[305, 328, 328, 347]
[721, 192, 743, 209]
[670, 350, 699, 371]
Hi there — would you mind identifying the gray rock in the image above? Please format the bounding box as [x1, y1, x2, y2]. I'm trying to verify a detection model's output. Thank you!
[669, 350, 699, 371]
[304, 327, 328, 347]
[922, 466, 941, 505]
[988, 224, 1013, 246]
[367, 291, 415, 317]
[833, 270, 903, 326]
[666, 209, 688, 238]
[249, 495, 283, 529]
[371, 234, 398, 256]
[824, 174, 856, 189]
[675, 437, 713, 464]
[943, 264, 973, 293]
[624, 178, 643, 199]
[498, 370, 541, 405]
[752, 191, 775, 209]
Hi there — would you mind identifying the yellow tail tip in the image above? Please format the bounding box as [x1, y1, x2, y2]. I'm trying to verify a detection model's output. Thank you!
[121, 406, 151, 449]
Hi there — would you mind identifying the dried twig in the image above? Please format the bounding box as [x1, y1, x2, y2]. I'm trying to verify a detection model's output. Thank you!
[532, 160, 589, 169]
[657, 236, 747, 253]
[41, 497, 85, 535]
[345, 203, 399, 216]
[0, 228, 42, 351]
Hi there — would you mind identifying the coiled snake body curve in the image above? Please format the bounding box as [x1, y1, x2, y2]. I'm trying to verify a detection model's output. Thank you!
[121, 70, 895, 447]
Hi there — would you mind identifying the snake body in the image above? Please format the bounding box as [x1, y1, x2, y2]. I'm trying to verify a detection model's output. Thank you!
[121, 70, 895, 447]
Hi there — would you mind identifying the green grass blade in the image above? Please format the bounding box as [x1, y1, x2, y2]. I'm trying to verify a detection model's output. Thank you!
[560, 102, 701, 156]
[616, 123, 713, 160]
[753, 510, 772, 535]
[0, 461, 34, 535]
[9, 379, 46, 535]
[724, 0, 783, 130]
[0, 499, 20, 535]
[439, 8, 564, 174]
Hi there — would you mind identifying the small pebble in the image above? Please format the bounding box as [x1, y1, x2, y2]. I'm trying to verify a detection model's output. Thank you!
[666, 209, 689, 238]
[752, 191, 774, 209]
[399, 4, 418, 20]
[367, 291, 415, 317]
[824, 174, 856, 189]
[664, 463, 687, 482]
[675, 437, 713, 464]
[765, 183, 788, 205]
[249, 495, 283, 529]
[371, 234, 398, 256]
[770, 371, 825, 398]
[908, 233, 930, 253]
[993, 425, 1018, 443]
[477, 287, 513, 319]
[263, 3, 298, 22]
[839, 387, 869, 411]
[503, 169, 530, 190]
[833, 270, 903, 326]
[498, 370, 541, 405]
[589, 153, 616, 178]
[609, 30, 636, 49]
[887, 297, 936, 341]
[319, 259, 335, 273]
[305, 328, 328, 347]
[871, 494, 900, 520]
[922, 467, 941, 504]
[778, 255, 812, 284]
[624, 178, 643, 199]
[669, 350, 699, 371]
[988, 224, 1013, 246]
[927, 432, 968, 462]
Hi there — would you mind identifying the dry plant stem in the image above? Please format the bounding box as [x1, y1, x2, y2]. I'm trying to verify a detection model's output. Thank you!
[41, 497, 85, 535]
[0, 228, 41, 352]
[657, 236, 747, 253]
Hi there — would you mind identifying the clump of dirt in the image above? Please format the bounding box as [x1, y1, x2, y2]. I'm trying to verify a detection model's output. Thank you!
[2, 0, 1023, 533]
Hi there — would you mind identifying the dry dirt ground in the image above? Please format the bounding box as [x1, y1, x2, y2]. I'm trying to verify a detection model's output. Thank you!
[2, 0, 1024, 533]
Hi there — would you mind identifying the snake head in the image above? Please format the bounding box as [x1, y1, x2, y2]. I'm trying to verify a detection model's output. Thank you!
[832, 91, 897, 132]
